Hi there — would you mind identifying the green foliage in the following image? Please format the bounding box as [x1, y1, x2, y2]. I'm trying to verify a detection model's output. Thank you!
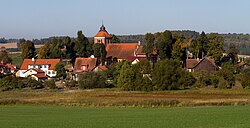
[240, 68, 250, 89]
[64, 36, 76, 62]
[27, 77, 43, 89]
[55, 62, 66, 79]
[64, 80, 77, 88]
[0, 50, 12, 64]
[117, 62, 136, 91]
[49, 37, 63, 59]
[75, 31, 92, 57]
[110, 34, 120, 43]
[20, 40, 36, 59]
[207, 33, 225, 63]
[38, 42, 51, 59]
[171, 37, 187, 61]
[43, 79, 56, 89]
[0, 76, 25, 90]
[155, 31, 174, 59]
[93, 43, 106, 65]
[143, 33, 155, 59]
[78, 72, 107, 89]
[152, 59, 195, 90]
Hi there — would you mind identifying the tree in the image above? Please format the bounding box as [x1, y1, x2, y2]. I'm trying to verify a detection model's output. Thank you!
[142, 33, 155, 59]
[190, 31, 209, 59]
[74, 31, 91, 57]
[111, 34, 120, 43]
[0, 76, 25, 90]
[93, 43, 106, 65]
[117, 62, 136, 91]
[64, 36, 76, 62]
[20, 40, 36, 59]
[152, 59, 195, 90]
[207, 33, 225, 63]
[172, 37, 187, 62]
[54, 62, 66, 79]
[78, 72, 107, 89]
[155, 30, 174, 59]
[227, 43, 238, 64]
[38, 42, 51, 59]
[49, 37, 62, 59]
[0, 50, 12, 64]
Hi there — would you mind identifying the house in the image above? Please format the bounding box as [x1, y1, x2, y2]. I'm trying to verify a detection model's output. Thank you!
[73, 58, 98, 80]
[0, 63, 16, 75]
[16, 58, 60, 78]
[186, 58, 218, 72]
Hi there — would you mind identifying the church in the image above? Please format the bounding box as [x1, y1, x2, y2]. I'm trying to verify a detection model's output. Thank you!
[93, 24, 146, 64]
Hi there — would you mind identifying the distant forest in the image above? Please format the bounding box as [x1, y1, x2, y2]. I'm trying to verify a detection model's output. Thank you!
[1, 31, 250, 55]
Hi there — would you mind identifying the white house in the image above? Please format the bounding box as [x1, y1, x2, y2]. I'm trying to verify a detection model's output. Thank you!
[16, 58, 60, 78]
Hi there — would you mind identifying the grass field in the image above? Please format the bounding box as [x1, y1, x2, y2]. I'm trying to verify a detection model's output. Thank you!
[0, 105, 250, 128]
[1, 89, 250, 107]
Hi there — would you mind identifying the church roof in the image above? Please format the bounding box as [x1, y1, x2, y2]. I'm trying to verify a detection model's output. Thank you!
[95, 24, 111, 38]
[106, 43, 138, 60]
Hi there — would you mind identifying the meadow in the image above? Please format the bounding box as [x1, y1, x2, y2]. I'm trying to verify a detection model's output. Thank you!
[1, 89, 250, 107]
[0, 105, 250, 128]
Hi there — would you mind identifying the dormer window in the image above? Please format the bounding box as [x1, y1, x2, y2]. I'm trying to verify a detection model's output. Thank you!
[81, 64, 88, 71]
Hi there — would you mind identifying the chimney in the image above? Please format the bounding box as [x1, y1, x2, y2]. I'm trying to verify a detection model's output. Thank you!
[32, 58, 35, 62]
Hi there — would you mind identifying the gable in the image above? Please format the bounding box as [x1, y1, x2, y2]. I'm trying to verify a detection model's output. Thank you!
[193, 58, 218, 72]
[74, 58, 97, 72]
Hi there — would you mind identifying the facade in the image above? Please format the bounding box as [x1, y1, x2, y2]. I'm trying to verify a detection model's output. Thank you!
[16, 58, 60, 78]
[94, 24, 112, 45]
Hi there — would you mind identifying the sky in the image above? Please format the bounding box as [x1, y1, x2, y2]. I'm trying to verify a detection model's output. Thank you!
[1, 0, 250, 39]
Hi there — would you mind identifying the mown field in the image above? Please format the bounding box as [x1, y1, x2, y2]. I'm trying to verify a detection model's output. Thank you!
[1, 89, 250, 107]
[0, 105, 250, 128]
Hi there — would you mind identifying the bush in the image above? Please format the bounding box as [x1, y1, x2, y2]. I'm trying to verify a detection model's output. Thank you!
[0, 76, 25, 90]
[43, 79, 56, 89]
[27, 77, 43, 89]
[78, 72, 107, 89]
[64, 80, 77, 88]
[240, 68, 250, 89]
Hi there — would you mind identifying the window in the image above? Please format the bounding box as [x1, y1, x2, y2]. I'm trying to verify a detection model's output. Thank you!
[48, 71, 51, 74]
[52, 71, 55, 74]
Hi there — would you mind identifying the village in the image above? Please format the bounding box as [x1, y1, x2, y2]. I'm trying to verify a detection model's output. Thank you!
[0, 24, 250, 91]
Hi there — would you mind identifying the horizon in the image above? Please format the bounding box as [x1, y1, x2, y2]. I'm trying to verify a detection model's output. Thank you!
[1, 0, 250, 39]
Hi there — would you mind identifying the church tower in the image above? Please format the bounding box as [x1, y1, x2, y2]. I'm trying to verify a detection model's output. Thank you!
[94, 24, 112, 45]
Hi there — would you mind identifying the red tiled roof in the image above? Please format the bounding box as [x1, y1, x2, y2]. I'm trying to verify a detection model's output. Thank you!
[74, 58, 97, 72]
[32, 68, 45, 73]
[106, 43, 138, 60]
[127, 56, 147, 62]
[33, 73, 48, 79]
[98, 65, 108, 71]
[186, 59, 199, 69]
[20, 59, 60, 70]
[136, 46, 146, 55]
[5, 64, 16, 70]
[95, 31, 111, 38]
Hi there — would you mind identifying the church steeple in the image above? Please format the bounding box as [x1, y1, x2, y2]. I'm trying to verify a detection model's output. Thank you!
[94, 24, 112, 45]
[99, 24, 106, 32]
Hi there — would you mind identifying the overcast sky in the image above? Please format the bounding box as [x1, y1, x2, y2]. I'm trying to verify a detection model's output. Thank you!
[1, 0, 250, 39]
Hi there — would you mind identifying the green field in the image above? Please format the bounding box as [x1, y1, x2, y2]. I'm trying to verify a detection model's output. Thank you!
[0, 105, 249, 128]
